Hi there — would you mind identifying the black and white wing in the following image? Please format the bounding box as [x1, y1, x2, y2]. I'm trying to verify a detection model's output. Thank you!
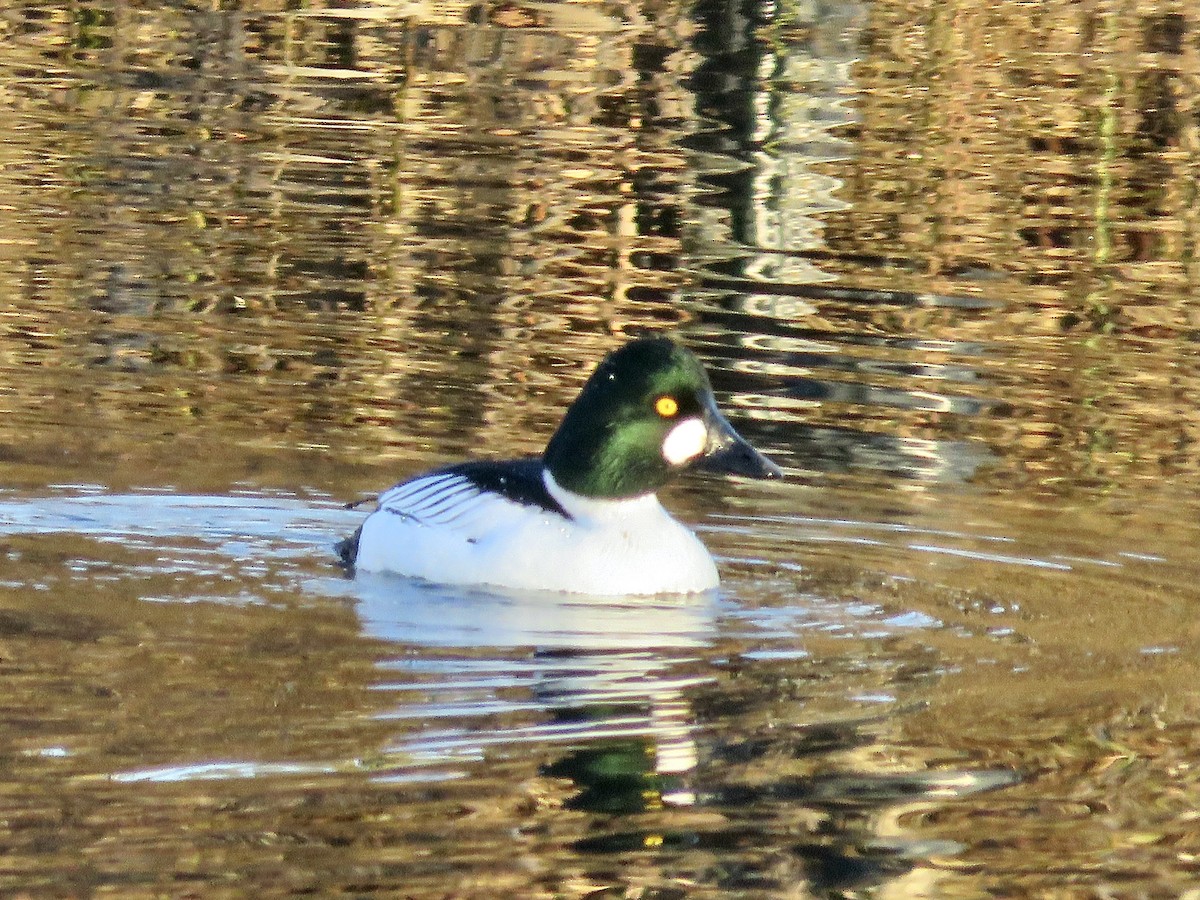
[339, 457, 572, 569]
[377, 457, 570, 525]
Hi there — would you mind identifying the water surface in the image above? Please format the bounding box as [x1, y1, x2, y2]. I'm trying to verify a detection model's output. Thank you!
[3, 0, 1200, 895]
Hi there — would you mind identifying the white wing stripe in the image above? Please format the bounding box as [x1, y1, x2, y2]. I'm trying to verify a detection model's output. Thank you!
[378, 473, 499, 526]
[382, 474, 460, 506]
[380, 475, 462, 508]
[406, 489, 481, 522]
[407, 481, 475, 510]
[420, 497, 488, 526]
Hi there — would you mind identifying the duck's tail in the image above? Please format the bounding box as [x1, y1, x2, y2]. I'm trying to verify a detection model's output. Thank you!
[333, 524, 362, 572]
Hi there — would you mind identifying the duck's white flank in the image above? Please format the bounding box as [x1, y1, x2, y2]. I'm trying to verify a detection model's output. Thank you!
[352, 469, 719, 595]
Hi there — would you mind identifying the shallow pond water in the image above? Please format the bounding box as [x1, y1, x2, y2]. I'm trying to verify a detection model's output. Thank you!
[3, 0, 1200, 896]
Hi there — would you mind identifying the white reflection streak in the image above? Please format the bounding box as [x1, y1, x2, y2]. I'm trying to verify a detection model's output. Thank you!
[908, 543, 1073, 571]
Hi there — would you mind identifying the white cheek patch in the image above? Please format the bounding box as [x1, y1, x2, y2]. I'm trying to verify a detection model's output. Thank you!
[661, 417, 708, 466]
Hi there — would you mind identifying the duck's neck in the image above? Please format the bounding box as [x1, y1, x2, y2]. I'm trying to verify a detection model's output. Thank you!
[542, 470, 661, 522]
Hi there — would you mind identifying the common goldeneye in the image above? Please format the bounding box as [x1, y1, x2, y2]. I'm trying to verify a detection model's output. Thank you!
[338, 336, 782, 595]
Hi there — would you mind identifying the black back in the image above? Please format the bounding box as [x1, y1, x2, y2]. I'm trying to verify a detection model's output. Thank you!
[434, 457, 572, 520]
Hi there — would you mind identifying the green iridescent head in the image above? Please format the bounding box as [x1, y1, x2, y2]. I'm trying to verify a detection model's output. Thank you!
[543, 336, 782, 499]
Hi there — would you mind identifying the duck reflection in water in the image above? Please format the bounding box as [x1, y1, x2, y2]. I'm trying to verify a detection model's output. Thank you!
[351, 574, 1018, 894]
[354, 573, 714, 805]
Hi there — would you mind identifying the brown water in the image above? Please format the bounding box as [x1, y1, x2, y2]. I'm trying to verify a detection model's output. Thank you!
[3, 0, 1200, 896]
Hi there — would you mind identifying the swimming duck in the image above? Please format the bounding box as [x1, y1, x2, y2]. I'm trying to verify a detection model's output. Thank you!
[339, 336, 782, 595]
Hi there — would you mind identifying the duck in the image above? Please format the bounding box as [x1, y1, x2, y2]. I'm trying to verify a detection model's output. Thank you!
[337, 335, 782, 595]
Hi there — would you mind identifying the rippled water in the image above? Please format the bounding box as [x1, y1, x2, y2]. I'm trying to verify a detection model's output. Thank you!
[4, 0, 1200, 895]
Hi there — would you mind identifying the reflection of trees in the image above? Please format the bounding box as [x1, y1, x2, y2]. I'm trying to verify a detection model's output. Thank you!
[687, 0, 1200, 494]
[831, 3, 1200, 490]
[838, 5, 1200, 297]
[0, 0, 1199, 494]
[0, 1, 701, 488]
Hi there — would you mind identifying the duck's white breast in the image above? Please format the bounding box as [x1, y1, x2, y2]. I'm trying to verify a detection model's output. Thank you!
[352, 471, 718, 595]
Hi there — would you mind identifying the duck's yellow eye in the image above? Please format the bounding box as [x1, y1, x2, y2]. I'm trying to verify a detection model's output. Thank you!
[655, 396, 678, 417]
